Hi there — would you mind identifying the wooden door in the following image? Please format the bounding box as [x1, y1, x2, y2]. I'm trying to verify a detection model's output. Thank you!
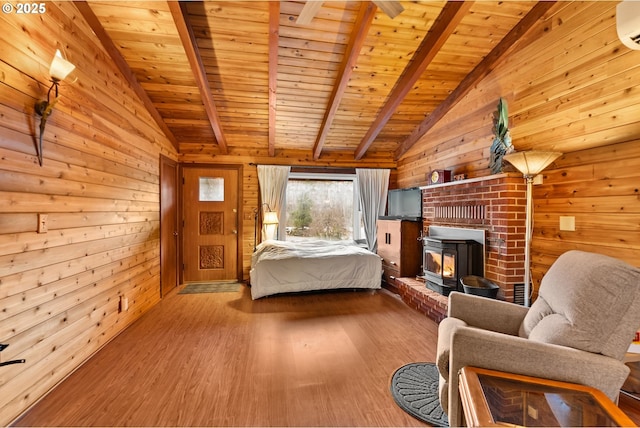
[160, 155, 179, 296]
[182, 166, 239, 282]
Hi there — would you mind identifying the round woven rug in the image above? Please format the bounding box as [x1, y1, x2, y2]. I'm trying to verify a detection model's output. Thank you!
[390, 362, 449, 427]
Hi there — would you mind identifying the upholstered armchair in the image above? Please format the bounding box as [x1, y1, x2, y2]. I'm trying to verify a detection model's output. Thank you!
[436, 250, 640, 427]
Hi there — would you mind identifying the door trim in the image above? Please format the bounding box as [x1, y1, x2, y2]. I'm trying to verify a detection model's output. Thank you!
[178, 163, 243, 284]
[160, 155, 179, 297]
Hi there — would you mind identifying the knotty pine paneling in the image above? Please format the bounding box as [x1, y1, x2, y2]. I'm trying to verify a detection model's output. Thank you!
[0, 2, 176, 425]
[530, 139, 640, 281]
[396, 1, 640, 296]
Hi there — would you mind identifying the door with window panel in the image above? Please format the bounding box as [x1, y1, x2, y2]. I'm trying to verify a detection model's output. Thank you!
[182, 167, 239, 282]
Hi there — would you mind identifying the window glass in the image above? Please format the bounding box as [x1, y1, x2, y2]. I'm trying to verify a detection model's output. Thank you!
[285, 175, 362, 242]
[199, 177, 224, 201]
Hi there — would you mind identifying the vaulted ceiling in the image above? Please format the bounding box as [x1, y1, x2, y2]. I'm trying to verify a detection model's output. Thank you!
[77, 1, 553, 160]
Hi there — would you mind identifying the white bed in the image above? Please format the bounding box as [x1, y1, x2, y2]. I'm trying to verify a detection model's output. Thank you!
[249, 239, 382, 299]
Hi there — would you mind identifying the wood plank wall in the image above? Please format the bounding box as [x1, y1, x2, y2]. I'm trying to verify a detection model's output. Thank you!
[396, 1, 640, 293]
[532, 139, 640, 287]
[0, 3, 176, 424]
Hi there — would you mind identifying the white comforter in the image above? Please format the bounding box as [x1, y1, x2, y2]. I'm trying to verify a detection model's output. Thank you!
[250, 239, 382, 299]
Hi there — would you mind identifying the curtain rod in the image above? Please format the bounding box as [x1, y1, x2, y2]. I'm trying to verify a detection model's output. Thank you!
[248, 163, 393, 170]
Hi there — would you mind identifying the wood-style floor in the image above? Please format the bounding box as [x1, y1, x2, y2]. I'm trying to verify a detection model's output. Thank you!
[13, 285, 640, 427]
[14, 286, 439, 427]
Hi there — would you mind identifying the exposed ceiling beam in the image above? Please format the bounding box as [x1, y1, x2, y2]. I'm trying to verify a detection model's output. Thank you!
[268, 2, 279, 157]
[394, 1, 557, 160]
[298, 0, 403, 24]
[354, 1, 473, 160]
[296, 0, 324, 25]
[169, 1, 228, 154]
[313, 2, 377, 159]
[74, 1, 179, 151]
[372, 0, 404, 19]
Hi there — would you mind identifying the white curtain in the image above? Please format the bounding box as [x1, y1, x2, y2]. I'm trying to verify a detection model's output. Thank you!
[356, 168, 390, 252]
[257, 165, 290, 241]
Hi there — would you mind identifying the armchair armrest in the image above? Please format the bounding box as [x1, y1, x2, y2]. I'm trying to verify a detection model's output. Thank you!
[443, 325, 630, 427]
[450, 326, 630, 400]
[448, 291, 529, 336]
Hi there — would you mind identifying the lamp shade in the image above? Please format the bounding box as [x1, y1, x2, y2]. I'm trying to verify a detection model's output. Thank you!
[263, 211, 279, 225]
[49, 49, 76, 82]
[503, 151, 562, 177]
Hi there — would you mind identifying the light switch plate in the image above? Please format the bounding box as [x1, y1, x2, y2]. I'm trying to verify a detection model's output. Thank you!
[559, 216, 575, 231]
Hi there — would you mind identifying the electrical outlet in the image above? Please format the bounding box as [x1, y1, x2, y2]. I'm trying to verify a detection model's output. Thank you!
[37, 213, 48, 233]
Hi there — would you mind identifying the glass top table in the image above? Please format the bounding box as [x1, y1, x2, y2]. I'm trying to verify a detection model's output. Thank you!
[459, 366, 636, 427]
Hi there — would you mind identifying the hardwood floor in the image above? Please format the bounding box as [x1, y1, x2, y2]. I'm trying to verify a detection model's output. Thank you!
[14, 286, 439, 427]
[620, 391, 640, 425]
[13, 285, 640, 427]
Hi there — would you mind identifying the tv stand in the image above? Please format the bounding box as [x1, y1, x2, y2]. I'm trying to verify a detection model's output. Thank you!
[376, 218, 422, 292]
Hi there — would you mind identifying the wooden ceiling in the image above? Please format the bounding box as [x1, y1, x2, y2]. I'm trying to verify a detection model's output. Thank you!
[78, 1, 552, 160]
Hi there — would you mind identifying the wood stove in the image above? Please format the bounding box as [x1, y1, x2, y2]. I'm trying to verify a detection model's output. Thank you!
[421, 237, 483, 296]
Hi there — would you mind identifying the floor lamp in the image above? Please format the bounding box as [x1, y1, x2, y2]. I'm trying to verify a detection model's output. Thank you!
[503, 150, 562, 306]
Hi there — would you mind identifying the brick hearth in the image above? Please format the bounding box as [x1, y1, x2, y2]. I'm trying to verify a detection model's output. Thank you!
[394, 277, 449, 323]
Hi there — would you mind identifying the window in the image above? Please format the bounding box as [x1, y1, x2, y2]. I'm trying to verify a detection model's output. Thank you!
[284, 173, 363, 242]
[198, 177, 224, 201]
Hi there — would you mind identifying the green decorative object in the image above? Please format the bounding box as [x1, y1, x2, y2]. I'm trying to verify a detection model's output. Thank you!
[489, 97, 513, 174]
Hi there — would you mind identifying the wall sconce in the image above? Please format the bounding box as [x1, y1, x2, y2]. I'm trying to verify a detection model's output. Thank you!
[253, 203, 279, 251]
[0, 343, 26, 367]
[34, 49, 76, 166]
[503, 150, 562, 306]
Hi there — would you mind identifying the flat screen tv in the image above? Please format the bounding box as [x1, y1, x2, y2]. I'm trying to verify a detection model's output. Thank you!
[383, 187, 422, 220]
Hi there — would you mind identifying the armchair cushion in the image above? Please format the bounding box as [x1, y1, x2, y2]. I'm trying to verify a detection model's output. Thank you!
[519, 250, 640, 360]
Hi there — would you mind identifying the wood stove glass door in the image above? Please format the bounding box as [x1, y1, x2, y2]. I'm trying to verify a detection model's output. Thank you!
[442, 251, 457, 281]
[425, 249, 442, 277]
